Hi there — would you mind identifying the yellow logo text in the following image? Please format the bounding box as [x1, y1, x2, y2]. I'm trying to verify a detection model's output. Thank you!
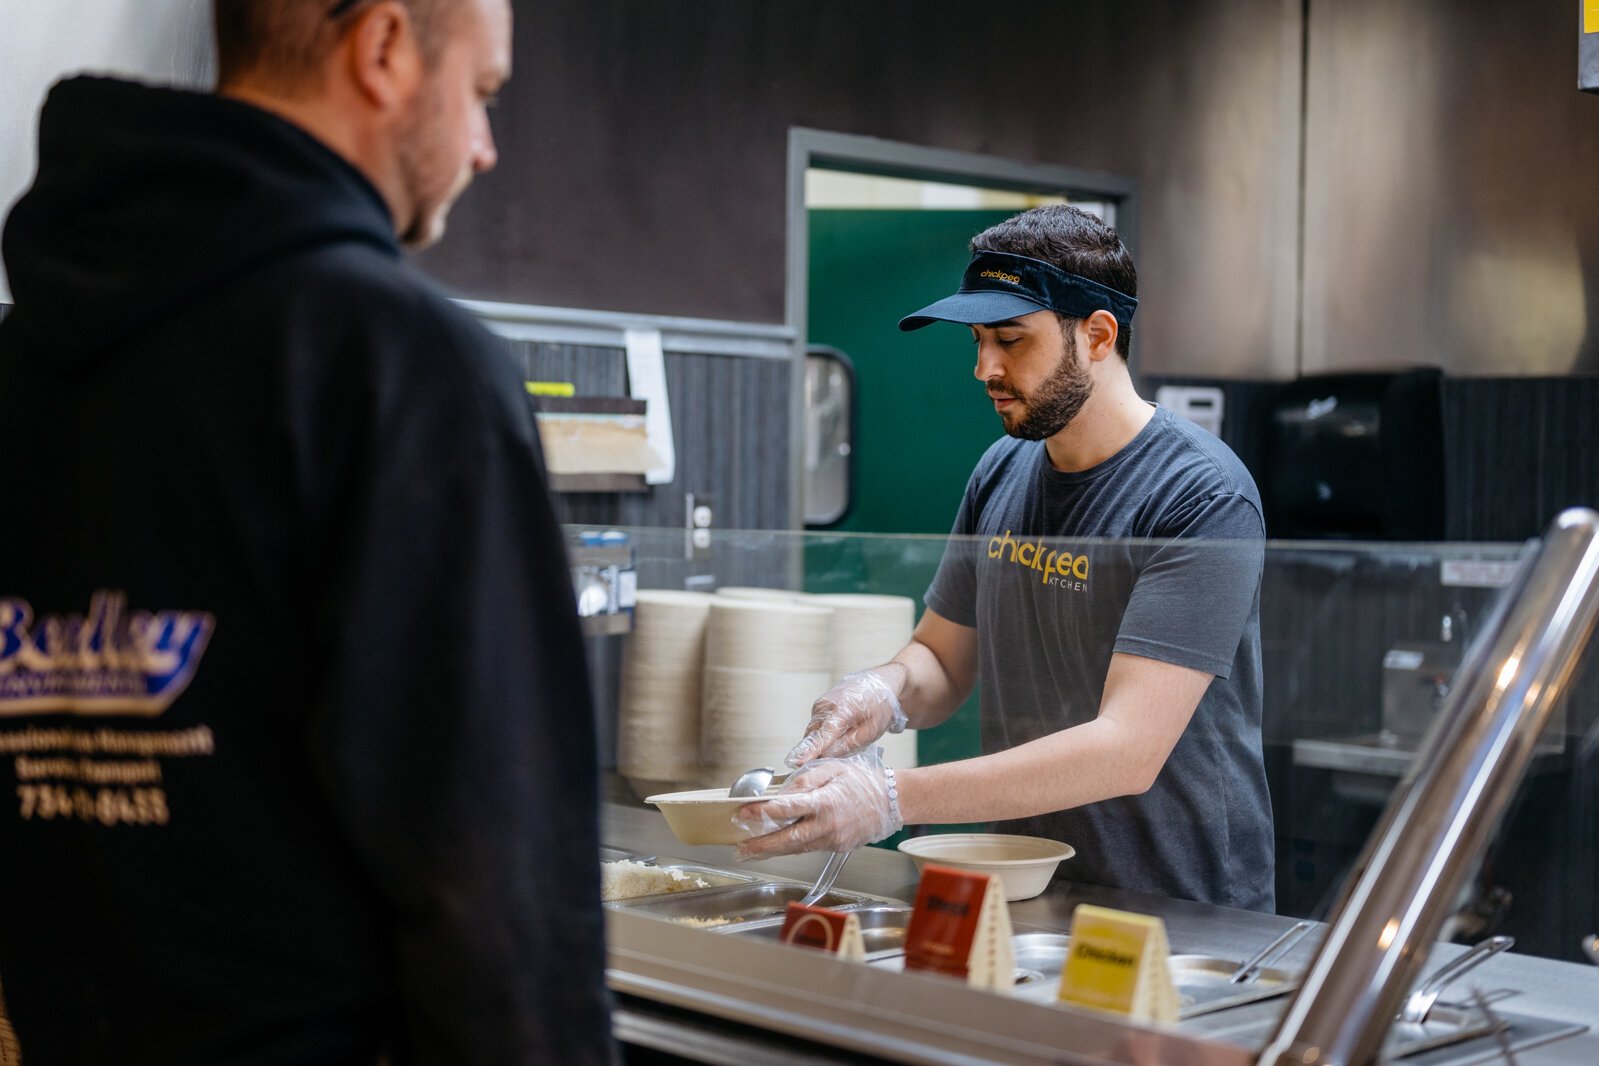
[987, 530, 1090, 586]
[979, 270, 1022, 284]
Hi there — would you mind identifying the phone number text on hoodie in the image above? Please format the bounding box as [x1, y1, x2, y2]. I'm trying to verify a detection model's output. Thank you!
[16, 784, 170, 826]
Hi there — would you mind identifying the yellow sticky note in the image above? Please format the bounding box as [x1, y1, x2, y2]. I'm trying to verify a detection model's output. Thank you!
[1059, 904, 1178, 1022]
[525, 381, 576, 397]
[1587, 0, 1599, 35]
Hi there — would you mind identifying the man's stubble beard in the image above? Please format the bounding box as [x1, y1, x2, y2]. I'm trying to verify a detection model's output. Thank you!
[394, 77, 461, 251]
[1000, 327, 1094, 441]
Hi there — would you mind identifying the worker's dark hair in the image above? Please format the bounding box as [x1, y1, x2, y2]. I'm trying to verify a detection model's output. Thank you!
[971, 204, 1138, 359]
[213, 0, 463, 92]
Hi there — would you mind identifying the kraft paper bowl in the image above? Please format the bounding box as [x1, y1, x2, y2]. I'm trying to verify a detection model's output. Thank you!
[645, 787, 784, 846]
[897, 833, 1075, 901]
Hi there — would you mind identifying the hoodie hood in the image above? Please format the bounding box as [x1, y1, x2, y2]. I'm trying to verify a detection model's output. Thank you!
[2, 76, 399, 370]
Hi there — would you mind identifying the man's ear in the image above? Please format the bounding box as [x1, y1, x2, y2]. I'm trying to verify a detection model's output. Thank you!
[1082, 309, 1121, 362]
[342, 0, 424, 112]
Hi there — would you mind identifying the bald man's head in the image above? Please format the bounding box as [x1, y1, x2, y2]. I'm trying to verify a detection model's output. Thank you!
[213, 0, 510, 251]
[213, 0, 465, 93]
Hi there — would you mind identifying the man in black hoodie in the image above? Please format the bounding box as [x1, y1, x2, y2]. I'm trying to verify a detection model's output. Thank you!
[0, 1, 614, 1063]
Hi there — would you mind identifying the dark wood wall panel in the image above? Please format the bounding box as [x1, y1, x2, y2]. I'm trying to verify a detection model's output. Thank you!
[410, 0, 1599, 384]
[1149, 373, 1599, 545]
[507, 340, 630, 394]
[1145, 372, 1599, 743]
[418, 0, 1305, 379]
[504, 339, 792, 532]
[1442, 378, 1599, 542]
[1142, 375, 1281, 491]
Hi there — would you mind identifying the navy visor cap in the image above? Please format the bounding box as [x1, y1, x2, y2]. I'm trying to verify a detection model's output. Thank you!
[898, 250, 1138, 331]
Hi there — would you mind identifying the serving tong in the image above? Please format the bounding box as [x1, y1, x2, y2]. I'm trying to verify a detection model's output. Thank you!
[729, 765, 851, 908]
[1399, 935, 1514, 1024]
[1229, 920, 1313, 984]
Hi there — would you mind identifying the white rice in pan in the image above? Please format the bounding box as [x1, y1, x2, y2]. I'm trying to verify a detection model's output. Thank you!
[600, 859, 711, 902]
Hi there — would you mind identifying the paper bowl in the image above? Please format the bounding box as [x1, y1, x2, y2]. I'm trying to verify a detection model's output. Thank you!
[897, 833, 1075, 901]
[645, 787, 782, 846]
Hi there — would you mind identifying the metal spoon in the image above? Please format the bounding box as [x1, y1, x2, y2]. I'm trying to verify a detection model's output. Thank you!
[1230, 920, 1313, 984]
[728, 766, 774, 798]
[1399, 935, 1514, 1024]
[728, 765, 845, 903]
[729, 766, 791, 798]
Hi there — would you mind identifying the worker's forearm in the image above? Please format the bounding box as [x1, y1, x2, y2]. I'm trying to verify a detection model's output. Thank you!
[880, 641, 970, 731]
[895, 716, 1155, 826]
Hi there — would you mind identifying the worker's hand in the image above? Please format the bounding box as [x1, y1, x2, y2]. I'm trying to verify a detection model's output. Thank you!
[733, 748, 902, 859]
[784, 669, 906, 768]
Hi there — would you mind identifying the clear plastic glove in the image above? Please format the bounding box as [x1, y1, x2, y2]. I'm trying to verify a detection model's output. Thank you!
[783, 669, 906, 768]
[733, 747, 902, 860]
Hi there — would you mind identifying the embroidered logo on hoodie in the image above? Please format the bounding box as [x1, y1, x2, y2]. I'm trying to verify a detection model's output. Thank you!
[0, 591, 214, 715]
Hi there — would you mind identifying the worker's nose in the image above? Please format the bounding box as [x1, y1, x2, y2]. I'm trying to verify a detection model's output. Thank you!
[973, 340, 1004, 383]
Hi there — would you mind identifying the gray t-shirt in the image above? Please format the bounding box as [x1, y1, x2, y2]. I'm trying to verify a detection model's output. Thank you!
[925, 406, 1273, 912]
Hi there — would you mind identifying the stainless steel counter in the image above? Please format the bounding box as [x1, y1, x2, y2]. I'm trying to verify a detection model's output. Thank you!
[1291, 731, 1569, 779]
[603, 803, 1599, 1065]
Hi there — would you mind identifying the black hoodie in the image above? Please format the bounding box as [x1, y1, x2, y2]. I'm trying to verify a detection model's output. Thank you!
[0, 77, 613, 1066]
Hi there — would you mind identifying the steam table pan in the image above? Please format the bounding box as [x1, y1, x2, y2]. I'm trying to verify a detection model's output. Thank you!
[609, 880, 871, 927]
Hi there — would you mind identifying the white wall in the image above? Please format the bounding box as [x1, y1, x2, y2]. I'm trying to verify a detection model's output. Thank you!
[0, 0, 214, 301]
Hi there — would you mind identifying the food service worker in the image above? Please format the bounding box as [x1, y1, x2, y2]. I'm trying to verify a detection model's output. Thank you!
[0, 0, 614, 1062]
[738, 205, 1273, 912]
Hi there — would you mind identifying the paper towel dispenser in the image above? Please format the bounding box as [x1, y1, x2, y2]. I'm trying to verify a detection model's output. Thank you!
[1265, 368, 1445, 539]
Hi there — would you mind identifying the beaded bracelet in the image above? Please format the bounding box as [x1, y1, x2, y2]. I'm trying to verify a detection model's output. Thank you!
[882, 767, 903, 830]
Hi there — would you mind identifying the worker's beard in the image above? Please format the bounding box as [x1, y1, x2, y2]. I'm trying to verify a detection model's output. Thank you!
[996, 328, 1094, 441]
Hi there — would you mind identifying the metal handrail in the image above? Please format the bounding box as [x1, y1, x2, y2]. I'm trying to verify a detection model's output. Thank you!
[1261, 507, 1599, 1066]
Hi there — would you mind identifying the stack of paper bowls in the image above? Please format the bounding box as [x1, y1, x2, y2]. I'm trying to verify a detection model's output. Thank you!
[698, 597, 833, 787]
[802, 593, 919, 769]
[713, 586, 801, 603]
[616, 590, 715, 799]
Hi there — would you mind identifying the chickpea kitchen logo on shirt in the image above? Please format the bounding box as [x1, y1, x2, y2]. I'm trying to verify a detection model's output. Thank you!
[987, 531, 1090, 591]
[0, 591, 215, 716]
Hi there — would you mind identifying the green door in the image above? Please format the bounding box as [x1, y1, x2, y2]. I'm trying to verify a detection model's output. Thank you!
[807, 208, 1017, 535]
